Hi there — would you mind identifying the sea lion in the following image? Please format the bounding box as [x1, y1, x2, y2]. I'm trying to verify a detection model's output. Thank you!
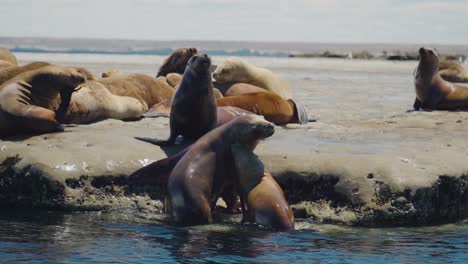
[217, 92, 309, 125]
[0, 65, 85, 137]
[438, 60, 468, 83]
[157, 48, 199, 77]
[0, 48, 17, 67]
[413, 47, 468, 111]
[136, 54, 217, 146]
[168, 114, 275, 225]
[231, 144, 294, 231]
[96, 73, 175, 108]
[60, 81, 148, 124]
[213, 57, 293, 99]
[224, 83, 269, 96]
[0, 61, 50, 85]
[101, 69, 123, 78]
[166, 73, 183, 88]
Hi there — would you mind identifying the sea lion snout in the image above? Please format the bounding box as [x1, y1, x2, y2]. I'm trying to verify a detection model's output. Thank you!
[419, 47, 438, 60]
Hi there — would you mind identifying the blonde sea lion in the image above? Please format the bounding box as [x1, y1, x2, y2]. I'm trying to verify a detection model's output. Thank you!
[0, 48, 17, 67]
[96, 73, 175, 108]
[224, 83, 269, 97]
[136, 54, 217, 146]
[101, 69, 123, 78]
[213, 57, 293, 99]
[168, 114, 275, 225]
[414, 47, 468, 111]
[438, 60, 468, 83]
[0, 62, 50, 85]
[217, 92, 309, 125]
[0, 65, 85, 137]
[157, 48, 199, 77]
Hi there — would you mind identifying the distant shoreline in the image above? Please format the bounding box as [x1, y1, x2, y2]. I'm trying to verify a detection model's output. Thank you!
[1, 36, 467, 62]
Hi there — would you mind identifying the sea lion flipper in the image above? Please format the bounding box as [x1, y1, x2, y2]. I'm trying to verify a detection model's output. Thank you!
[413, 98, 422, 110]
[134, 136, 172, 146]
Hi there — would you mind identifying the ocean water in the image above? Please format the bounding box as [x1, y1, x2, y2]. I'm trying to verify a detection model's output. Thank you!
[0, 210, 467, 264]
[2, 48, 468, 263]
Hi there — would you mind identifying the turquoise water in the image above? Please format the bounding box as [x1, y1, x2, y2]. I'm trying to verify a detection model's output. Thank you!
[0, 210, 467, 263]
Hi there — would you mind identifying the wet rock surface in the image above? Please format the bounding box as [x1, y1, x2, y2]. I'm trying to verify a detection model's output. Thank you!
[1, 110, 468, 227]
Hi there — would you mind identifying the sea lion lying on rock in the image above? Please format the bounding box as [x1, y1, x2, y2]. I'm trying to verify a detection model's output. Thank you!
[0, 48, 17, 68]
[136, 54, 217, 146]
[217, 92, 309, 125]
[96, 73, 175, 108]
[168, 114, 274, 225]
[438, 60, 468, 83]
[213, 57, 293, 99]
[414, 47, 468, 111]
[0, 61, 51, 85]
[0, 65, 85, 137]
[157, 48, 199, 77]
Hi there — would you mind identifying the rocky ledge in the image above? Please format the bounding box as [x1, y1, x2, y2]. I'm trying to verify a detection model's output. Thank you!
[1, 111, 468, 227]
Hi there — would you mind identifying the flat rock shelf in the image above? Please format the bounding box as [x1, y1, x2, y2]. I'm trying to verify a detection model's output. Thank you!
[1, 110, 467, 227]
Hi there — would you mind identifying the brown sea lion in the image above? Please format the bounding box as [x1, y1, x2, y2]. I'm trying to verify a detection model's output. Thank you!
[231, 144, 294, 231]
[0, 48, 17, 67]
[60, 81, 148, 124]
[168, 114, 274, 225]
[0, 65, 85, 137]
[165, 73, 183, 88]
[438, 60, 468, 83]
[213, 57, 293, 99]
[217, 92, 309, 125]
[157, 48, 199, 77]
[414, 47, 468, 111]
[136, 54, 217, 146]
[224, 83, 269, 96]
[96, 73, 175, 108]
[0, 61, 50, 85]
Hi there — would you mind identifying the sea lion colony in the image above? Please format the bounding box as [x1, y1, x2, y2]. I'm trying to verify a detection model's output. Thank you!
[0, 47, 467, 230]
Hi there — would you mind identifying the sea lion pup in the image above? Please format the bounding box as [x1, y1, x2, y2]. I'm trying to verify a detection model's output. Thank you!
[0, 65, 85, 137]
[0, 61, 50, 85]
[136, 54, 217, 146]
[168, 114, 275, 225]
[413, 47, 468, 111]
[217, 91, 309, 125]
[0, 48, 17, 68]
[438, 60, 468, 83]
[95, 72, 175, 108]
[231, 145, 294, 231]
[213, 57, 293, 99]
[157, 48, 199, 77]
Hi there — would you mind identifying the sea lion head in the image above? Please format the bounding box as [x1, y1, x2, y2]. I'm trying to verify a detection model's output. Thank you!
[186, 54, 212, 76]
[229, 114, 275, 147]
[157, 47, 199, 77]
[418, 47, 439, 68]
[213, 57, 251, 83]
[101, 69, 123, 78]
[72, 67, 97, 81]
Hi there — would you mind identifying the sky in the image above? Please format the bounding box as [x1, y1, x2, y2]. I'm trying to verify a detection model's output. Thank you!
[0, 0, 467, 44]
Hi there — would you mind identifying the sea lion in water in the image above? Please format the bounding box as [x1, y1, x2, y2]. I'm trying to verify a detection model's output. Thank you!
[438, 60, 468, 83]
[168, 114, 274, 225]
[0, 61, 51, 85]
[213, 57, 293, 99]
[0, 48, 17, 69]
[414, 47, 468, 111]
[231, 144, 294, 231]
[0, 65, 85, 137]
[157, 48, 199, 77]
[217, 92, 309, 125]
[136, 54, 217, 146]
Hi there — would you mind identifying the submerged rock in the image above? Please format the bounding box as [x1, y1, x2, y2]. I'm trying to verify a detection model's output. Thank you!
[1, 111, 468, 227]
